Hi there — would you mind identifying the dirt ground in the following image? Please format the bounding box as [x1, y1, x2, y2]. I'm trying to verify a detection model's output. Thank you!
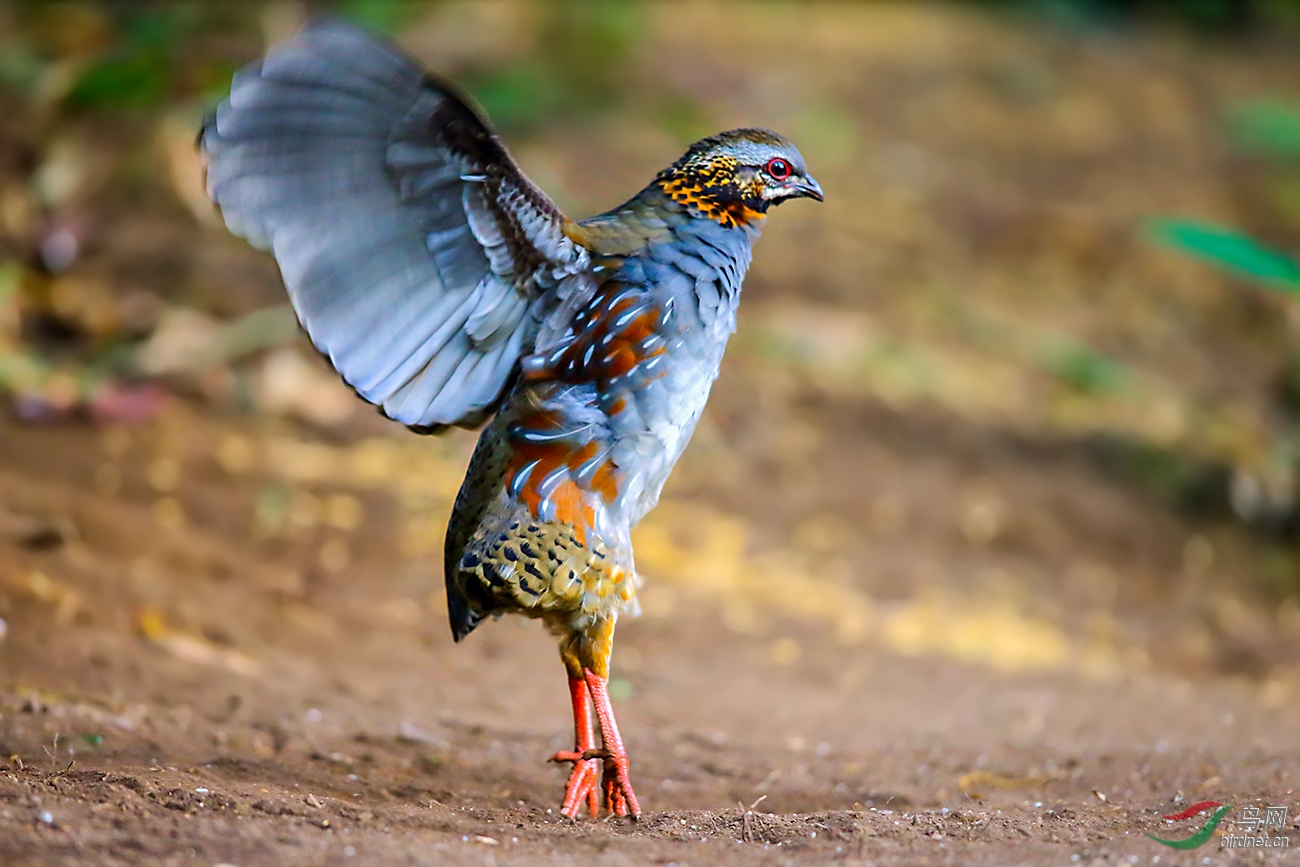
[3, 3, 1300, 865]
[2, 380, 1299, 867]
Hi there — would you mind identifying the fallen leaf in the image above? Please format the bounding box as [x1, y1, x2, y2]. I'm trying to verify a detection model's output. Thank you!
[958, 769, 1046, 791]
[136, 607, 260, 676]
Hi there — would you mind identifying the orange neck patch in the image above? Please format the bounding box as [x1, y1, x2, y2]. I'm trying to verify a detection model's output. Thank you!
[655, 155, 768, 229]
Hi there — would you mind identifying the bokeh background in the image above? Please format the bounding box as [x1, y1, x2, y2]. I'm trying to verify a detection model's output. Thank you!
[3, 2, 1300, 864]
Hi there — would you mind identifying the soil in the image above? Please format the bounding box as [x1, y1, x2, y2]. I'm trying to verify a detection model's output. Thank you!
[2, 384, 1298, 866]
[3, 3, 1300, 865]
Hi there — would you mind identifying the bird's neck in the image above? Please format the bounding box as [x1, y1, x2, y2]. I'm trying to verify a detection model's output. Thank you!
[651, 163, 769, 230]
[570, 185, 762, 258]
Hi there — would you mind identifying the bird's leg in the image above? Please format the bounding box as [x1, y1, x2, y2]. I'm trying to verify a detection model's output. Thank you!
[555, 614, 640, 819]
[548, 674, 601, 819]
[585, 668, 641, 819]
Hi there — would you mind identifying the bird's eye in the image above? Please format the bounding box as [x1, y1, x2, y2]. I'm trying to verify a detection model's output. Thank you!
[765, 158, 791, 181]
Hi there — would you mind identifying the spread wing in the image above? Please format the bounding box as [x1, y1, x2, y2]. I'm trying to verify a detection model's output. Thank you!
[200, 19, 590, 430]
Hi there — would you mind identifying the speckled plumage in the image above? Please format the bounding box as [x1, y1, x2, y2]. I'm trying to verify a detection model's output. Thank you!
[200, 20, 821, 820]
[444, 191, 761, 669]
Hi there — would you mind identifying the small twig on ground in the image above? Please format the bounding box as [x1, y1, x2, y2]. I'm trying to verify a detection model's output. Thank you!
[739, 794, 767, 843]
[42, 733, 59, 770]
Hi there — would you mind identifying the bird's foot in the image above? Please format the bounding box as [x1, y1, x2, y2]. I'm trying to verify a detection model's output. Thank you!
[552, 674, 602, 819]
[549, 749, 602, 818]
[585, 670, 641, 819]
[600, 749, 639, 818]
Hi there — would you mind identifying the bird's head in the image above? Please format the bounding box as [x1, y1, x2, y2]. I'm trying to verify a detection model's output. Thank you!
[655, 129, 822, 229]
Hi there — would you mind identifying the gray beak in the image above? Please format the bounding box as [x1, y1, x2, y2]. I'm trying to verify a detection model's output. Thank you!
[789, 174, 824, 202]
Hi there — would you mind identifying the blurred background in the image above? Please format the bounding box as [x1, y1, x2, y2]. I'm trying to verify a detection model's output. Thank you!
[3, 1, 1300, 862]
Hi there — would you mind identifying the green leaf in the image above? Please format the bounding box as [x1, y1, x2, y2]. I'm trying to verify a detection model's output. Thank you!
[340, 0, 412, 33]
[64, 8, 195, 111]
[66, 47, 170, 110]
[467, 62, 557, 133]
[0, 41, 44, 97]
[0, 259, 20, 305]
[1227, 99, 1300, 159]
[1148, 219, 1300, 292]
[607, 677, 634, 702]
[1043, 343, 1128, 395]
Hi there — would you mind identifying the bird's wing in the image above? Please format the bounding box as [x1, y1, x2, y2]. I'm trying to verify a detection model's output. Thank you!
[200, 19, 589, 430]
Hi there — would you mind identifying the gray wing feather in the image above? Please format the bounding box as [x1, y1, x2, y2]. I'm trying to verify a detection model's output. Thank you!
[200, 19, 589, 430]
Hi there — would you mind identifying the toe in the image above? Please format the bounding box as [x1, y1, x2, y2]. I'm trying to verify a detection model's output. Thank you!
[560, 760, 600, 819]
[602, 768, 629, 816]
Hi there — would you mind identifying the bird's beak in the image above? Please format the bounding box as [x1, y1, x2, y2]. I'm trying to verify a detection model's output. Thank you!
[787, 174, 824, 202]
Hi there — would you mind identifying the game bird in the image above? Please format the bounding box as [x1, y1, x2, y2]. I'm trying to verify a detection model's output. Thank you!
[200, 20, 821, 819]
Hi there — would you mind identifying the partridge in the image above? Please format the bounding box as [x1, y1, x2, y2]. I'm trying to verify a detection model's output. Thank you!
[200, 20, 821, 819]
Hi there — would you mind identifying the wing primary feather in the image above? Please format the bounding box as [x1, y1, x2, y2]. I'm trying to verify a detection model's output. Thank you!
[202, 19, 590, 430]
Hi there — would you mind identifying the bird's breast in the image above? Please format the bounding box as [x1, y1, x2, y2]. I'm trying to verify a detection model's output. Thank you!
[606, 235, 747, 524]
[497, 215, 753, 541]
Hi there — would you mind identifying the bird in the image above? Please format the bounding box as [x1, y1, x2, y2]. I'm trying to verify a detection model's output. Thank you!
[199, 19, 821, 820]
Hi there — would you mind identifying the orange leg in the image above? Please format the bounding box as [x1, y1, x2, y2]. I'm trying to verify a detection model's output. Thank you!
[548, 675, 600, 819]
[585, 669, 641, 819]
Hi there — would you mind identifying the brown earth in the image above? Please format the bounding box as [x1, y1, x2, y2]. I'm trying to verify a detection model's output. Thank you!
[1, 382, 1298, 866]
[4, 3, 1300, 865]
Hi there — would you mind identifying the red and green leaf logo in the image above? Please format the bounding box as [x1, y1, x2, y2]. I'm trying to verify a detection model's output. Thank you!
[1146, 801, 1233, 850]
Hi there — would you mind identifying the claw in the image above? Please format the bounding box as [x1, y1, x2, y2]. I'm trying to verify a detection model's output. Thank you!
[599, 750, 635, 817]
[604, 765, 628, 816]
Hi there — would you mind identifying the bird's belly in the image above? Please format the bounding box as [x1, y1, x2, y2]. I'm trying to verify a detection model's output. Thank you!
[618, 346, 725, 525]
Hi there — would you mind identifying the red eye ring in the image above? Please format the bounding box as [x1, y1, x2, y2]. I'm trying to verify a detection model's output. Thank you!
[765, 157, 791, 181]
